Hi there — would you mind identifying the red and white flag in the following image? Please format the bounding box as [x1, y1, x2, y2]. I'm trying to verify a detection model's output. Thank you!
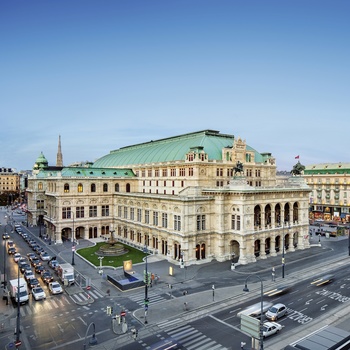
[295, 155, 300, 159]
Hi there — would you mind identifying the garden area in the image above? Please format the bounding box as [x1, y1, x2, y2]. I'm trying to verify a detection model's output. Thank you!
[77, 242, 148, 268]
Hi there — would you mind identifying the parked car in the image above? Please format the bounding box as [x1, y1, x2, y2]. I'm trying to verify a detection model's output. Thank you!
[32, 286, 46, 301]
[265, 303, 287, 321]
[48, 282, 63, 295]
[263, 321, 283, 338]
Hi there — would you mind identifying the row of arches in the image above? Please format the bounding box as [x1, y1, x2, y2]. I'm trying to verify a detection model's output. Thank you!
[62, 182, 131, 193]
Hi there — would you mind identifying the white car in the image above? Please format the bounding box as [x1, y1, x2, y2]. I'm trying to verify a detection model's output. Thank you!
[24, 270, 35, 281]
[48, 282, 63, 295]
[32, 286, 46, 301]
[263, 321, 283, 338]
[40, 252, 51, 261]
[13, 253, 21, 262]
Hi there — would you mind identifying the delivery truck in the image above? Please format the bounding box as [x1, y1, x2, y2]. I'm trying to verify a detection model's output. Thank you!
[9, 278, 29, 304]
[57, 263, 75, 285]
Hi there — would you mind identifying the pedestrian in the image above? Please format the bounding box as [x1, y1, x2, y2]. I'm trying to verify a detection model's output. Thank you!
[106, 289, 110, 297]
[240, 341, 246, 349]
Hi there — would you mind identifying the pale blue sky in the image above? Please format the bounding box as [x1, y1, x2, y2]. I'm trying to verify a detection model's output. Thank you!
[1, 0, 349, 171]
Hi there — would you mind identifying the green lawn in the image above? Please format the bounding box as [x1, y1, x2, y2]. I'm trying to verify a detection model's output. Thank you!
[77, 242, 148, 268]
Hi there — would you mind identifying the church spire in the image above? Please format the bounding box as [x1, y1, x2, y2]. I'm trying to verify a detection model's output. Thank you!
[56, 135, 63, 167]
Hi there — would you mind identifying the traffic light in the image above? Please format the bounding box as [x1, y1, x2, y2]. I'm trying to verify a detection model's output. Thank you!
[143, 270, 148, 284]
[147, 272, 151, 286]
[106, 306, 112, 315]
[144, 298, 149, 306]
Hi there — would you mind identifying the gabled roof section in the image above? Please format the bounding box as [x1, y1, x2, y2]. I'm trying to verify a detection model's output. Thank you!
[93, 130, 264, 168]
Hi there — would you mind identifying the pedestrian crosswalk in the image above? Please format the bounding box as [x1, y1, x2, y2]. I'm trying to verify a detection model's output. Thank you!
[164, 324, 229, 350]
[69, 289, 104, 304]
[127, 289, 167, 307]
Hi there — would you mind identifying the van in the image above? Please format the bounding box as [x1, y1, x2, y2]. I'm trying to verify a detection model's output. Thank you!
[237, 301, 273, 318]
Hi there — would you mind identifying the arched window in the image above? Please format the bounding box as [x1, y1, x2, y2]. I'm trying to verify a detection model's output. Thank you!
[91, 183, 96, 192]
[126, 183, 131, 192]
[103, 183, 108, 192]
[64, 183, 70, 193]
[115, 183, 120, 192]
[78, 183, 83, 193]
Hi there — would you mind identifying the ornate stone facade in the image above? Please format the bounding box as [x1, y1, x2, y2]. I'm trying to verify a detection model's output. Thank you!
[26, 130, 311, 266]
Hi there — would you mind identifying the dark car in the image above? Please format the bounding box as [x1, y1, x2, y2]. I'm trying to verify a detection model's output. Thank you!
[31, 258, 41, 267]
[8, 247, 17, 255]
[35, 265, 45, 274]
[41, 271, 54, 284]
[2, 233, 10, 240]
[20, 263, 31, 273]
[27, 278, 40, 289]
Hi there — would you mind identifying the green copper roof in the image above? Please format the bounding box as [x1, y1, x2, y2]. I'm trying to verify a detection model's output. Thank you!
[35, 167, 135, 178]
[93, 130, 264, 168]
[304, 163, 350, 175]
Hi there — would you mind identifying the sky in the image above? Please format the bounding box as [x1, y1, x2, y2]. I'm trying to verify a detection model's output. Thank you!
[1, 0, 349, 172]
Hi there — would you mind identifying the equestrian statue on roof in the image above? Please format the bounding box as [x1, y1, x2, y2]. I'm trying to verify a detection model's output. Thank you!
[291, 161, 305, 176]
[233, 161, 244, 176]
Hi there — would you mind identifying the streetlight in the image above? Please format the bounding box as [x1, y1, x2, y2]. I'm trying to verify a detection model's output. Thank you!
[83, 322, 97, 350]
[71, 211, 75, 266]
[143, 245, 149, 324]
[243, 274, 264, 350]
[282, 221, 290, 279]
[2, 238, 6, 288]
[15, 256, 21, 347]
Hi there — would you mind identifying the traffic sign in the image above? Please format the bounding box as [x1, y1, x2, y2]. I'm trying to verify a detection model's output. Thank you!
[14, 340, 22, 347]
[72, 246, 75, 251]
[120, 310, 126, 317]
[86, 286, 91, 290]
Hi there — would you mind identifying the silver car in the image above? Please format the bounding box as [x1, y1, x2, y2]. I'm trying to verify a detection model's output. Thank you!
[265, 303, 287, 321]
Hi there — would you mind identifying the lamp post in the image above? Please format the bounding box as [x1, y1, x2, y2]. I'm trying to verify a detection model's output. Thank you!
[243, 274, 264, 350]
[143, 245, 149, 324]
[282, 221, 290, 279]
[2, 239, 6, 288]
[83, 322, 97, 350]
[71, 211, 75, 266]
[15, 257, 21, 346]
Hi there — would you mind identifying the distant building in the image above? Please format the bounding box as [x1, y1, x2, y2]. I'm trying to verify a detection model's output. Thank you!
[303, 163, 350, 222]
[26, 130, 311, 265]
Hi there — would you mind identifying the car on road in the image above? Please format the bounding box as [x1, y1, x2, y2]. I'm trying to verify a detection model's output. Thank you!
[41, 271, 54, 284]
[35, 265, 45, 274]
[49, 259, 59, 270]
[237, 301, 273, 318]
[40, 252, 51, 261]
[263, 321, 283, 338]
[20, 262, 31, 273]
[32, 286, 46, 301]
[310, 274, 334, 286]
[27, 278, 40, 289]
[31, 258, 41, 267]
[2, 233, 10, 239]
[264, 285, 290, 297]
[27, 253, 37, 261]
[13, 253, 22, 262]
[8, 247, 17, 255]
[24, 270, 35, 281]
[265, 303, 287, 321]
[48, 282, 63, 295]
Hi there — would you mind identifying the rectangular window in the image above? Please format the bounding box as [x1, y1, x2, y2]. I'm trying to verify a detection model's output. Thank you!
[62, 207, 70, 219]
[137, 208, 142, 222]
[124, 207, 128, 219]
[162, 213, 168, 228]
[118, 206, 122, 217]
[145, 210, 149, 224]
[89, 206, 97, 217]
[179, 168, 185, 176]
[162, 168, 167, 177]
[153, 211, 158, 226]
[148, 169, 152, 177]
[196, 214, 206, 231]
[174, 215, 181, 231]
[155, 169, 159, 177]
[237, 215, 241, 230]
[188, 168, 194, 176]
[216, 168, 223, 176]
[141, 170, 146, 177]
[130, 207, 135, 220]
[102, 205, 109, 217]
[170, 168, 176, 176]
[231, 214, 236, 230]
[76, 206, 84, 218]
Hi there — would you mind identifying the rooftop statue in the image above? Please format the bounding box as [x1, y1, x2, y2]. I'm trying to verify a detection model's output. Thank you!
[233, 161, 244, 176]
[291, 161, 305, 176]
